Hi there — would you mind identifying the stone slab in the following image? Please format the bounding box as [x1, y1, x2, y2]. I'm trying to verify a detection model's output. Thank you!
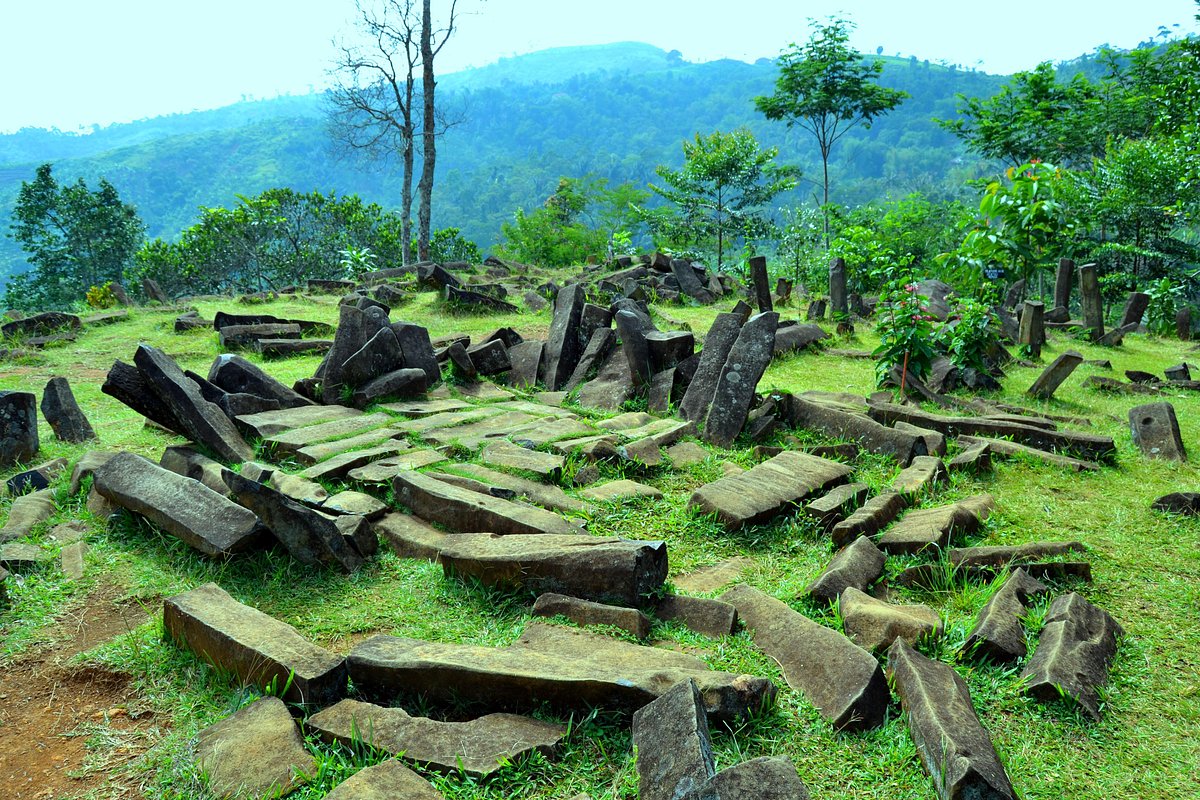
[689, 451, 852, 530]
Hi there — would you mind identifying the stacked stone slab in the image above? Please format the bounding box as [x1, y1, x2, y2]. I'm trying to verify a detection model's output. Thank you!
[313, 301, 439, 405]
[689, 451, 852, 529]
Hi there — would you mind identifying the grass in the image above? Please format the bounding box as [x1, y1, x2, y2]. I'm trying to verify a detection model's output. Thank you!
[2, 288, 1200, 798]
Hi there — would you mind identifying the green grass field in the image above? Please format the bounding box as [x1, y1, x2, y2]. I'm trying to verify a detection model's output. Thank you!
[1, 287, 1198, 800]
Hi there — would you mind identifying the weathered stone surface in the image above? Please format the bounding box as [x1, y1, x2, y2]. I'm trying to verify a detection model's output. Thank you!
[804, 482, 869, 532]
[689, 451, 852, 530]
[466, 339, 511, 376]
[532, 592, 652, 639]
[580, 479, 663, 503]
[196, 696, 315, 800]
[674, 557, 753, 594]
[439, 533, 664, 606]
[322, 304, 390, 401]
[888, 638, 1017, 800]
[94, 453, 261, 557]
[5, 457, 66, 496]
[235, 403, 360, 439]
[480, 439, 564, 478]
[100, 359, 184, 431]
[133, 345, 254, 462]
[772, 323, 829, 355]
[450, 463, 589, 515]
[892, 420, 947, 458]
[667, 441, 710, 467]
[387, 321, 440, 386]
[218, 322, 301, 351]
[346, 450, 447, 483]
[324, 760, 443, 800]
[703, 312, 779, 448]
[293, 427, 405, 466]
[372, 512, 448, 560]
[721, 584, 887, 731]
[679, 313, 744, 423]
[877, 495, 994, 555]
[828, 258, 848, 317]
[830, 492, 906, 548]
[869, 402, 1115, 464]
[1151, 492, 1200, 515]
[575, 344, 635, 410]
[619, 419, 695, 466]
[1, 310, 81, 339]
[963, 569, 1049, 662]
[696, 756, 811, 800]
[956, 433, 1101, 472]
[223, 470, 368, 571]
[165, 582, 346, 704]
[652, 595, 739, 638]
[40, 377, 95, 443]
[349, 368, 427, 408]
[614, 308, 654, 390]
[309, 698, 565, 778]
[563, 328, 615, 392]
[890, 455, 947, 497]
[1021, 592, 1123, 720]
[348, 621, 775, 723]
[1078, 262, 1104, 341]
[633, 679, 715, 800]
[265, 411, 392, 455]
[784, 396, 925, 465]
[1027, 350, 1085, 399]
[159, 445, 228, 495]
[0, 390, 38, 468]
[806, 535, 885, 605]
[840, 587, 941, 652]
[60, 541, 88, 579]
[542, 283, 587, 390]
[1129, 402, 1186, 461]
[0, 542, 51, 568]
[949, 540, 1085, 569]
[322, 491, 387, 519]
[394, 471, 582, 536]
[506, 340, 544, 389]
[68, 450, 118, 495]
[948, 441, 992, 473]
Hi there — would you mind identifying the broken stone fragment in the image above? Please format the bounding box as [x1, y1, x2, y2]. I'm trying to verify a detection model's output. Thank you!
[532, 592, 652, 639]
[963, 568, 1049, 662]
[839, 587, 942, 652]
[689, 451, 852, 530]
[806, 536, 886, 605]
[887, 638, 1017, 800]
[196, 696, 315, 800]
[323, 760, 443, 800]
[40, 377, 96, 443]
[307, 698, 565, 778]
[876, 494, 994, 555]
[1020, 592, 1123, 720]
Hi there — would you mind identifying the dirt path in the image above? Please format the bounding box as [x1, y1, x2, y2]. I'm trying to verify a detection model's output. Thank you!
[0, 586, 158, 800]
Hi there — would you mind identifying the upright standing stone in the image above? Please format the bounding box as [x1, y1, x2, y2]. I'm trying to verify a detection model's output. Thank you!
[678, 313, 744, 422]
[1026, 350, 1084, 400]
[542, 283, 586, 390]
[1129, 402, 1186, 461]
[142, 277, 169, 303]
[1119, 291, 1151, 328]
[670, 259, 714, 304]
[0, 391, 38, 469]
[703, 312, 779, 448]
[1018, 300, 1044, 359]
[1177, 307, 1192, 341]
[1078, 262, 1104, 341]
[1054, 257, 1074, 310]
[632, 679, 716, 800]
[749, 255, 772, 312]
[41, 377, 96, 443]
[828, 257, 848, 317]
[614, 309, 653, 389]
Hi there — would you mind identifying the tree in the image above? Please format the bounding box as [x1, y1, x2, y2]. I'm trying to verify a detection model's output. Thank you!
[329, 0, 421, 265]
[642, 130, 797, 271]
[6, 163, 144, 310]
[755, 18, 907, 248]
[329, 0, 463, 264]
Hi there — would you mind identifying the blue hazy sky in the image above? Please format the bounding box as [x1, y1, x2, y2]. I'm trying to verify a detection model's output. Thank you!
[2, 0, 1197, 132]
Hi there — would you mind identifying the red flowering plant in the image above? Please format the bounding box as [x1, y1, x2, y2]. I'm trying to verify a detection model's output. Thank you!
[872, 276, 938, 388]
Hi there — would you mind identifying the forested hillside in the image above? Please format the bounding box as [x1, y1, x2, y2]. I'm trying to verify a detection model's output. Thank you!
[0, 42, 1007, 285]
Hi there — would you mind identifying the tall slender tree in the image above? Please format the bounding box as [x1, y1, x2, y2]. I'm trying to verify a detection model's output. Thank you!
[755, 18, 907, 248]
[417, 0, 459, 261]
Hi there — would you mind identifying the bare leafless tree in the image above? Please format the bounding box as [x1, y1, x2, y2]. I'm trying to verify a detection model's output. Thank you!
[328, 0, 462, 265]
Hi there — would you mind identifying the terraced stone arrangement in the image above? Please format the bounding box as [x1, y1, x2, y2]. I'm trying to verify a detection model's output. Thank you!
[0, 267, 1150, 800]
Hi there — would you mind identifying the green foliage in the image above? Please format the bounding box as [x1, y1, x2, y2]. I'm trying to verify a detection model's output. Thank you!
[427, 226, 482, 263]
[937, 161, 1073, 295]
[756, 17, 908, 244]
[85, 281, 118, 309]
[131, 188, 407, 296]
[500, 176, 647, 268]
[6, 163, 145, 310]
[1145, 276, 1187, 336]
[641, 129, 797, 271]
[872, 278, 937, 386]
[936, 295, 1000, 372]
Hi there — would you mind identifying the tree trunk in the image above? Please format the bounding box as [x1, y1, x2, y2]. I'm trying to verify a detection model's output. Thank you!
[417, 0, 436, 262]
[401, 76, 416, 266]
[821, 147, 831, 251]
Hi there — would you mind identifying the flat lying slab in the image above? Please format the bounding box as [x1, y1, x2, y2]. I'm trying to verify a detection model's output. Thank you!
[394, 472, 583, 536]
[956, 434, 1101, 472]
[265, 412, 394, 455]
[784, 396, 926, 465]
[294, 427, 406, 465]
[890, 456, 947, 497]
[720, 584, 888, 731]
[532, 592, 652, 639]
[1020, 592, 1123, 720]
[652, 594, 739, 638]
[94, 453, 262, 558]
[804, 482, 869, 532]
[324, 760, 443, 800]
[438, 533, 666, 606]
[950, 540, 1086, 568]
[421, 410, 540, 449]
[164, 582, 346, 705]
[380, 398, 473, 417]
[348, 450, 448, 482]
[831, 492, 906, 549]
[876, 495, 994, 555]
[348, 621, 776, 724]
[0, 489, 56, 543]
[235, 403, 361, 439]
[674, 557, 753, 594]
[963, 569, 1049, 661]
[806, 536, 886, 605]
[888, 638, 1016, 800]
[840, 587, 941, 652]
[480, 439, 564, 477]
[449, 463, 590, 514]
[390, 407, 503, 435]
[689, 451, 852, 530]
[307, 699, 565, 778]
[580, 479, 663, 503]
[196, 697, 315, 800]
[372, 512, 449, 560]
[299, 442, 410, 482]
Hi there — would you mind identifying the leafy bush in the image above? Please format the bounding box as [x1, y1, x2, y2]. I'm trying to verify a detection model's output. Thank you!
[937, 295, 999, 372]
[85, 282, 118, 309]
[873, 279, 937, 387]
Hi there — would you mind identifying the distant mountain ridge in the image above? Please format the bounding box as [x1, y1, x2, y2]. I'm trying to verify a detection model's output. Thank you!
[1, 41, 1015, 287]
